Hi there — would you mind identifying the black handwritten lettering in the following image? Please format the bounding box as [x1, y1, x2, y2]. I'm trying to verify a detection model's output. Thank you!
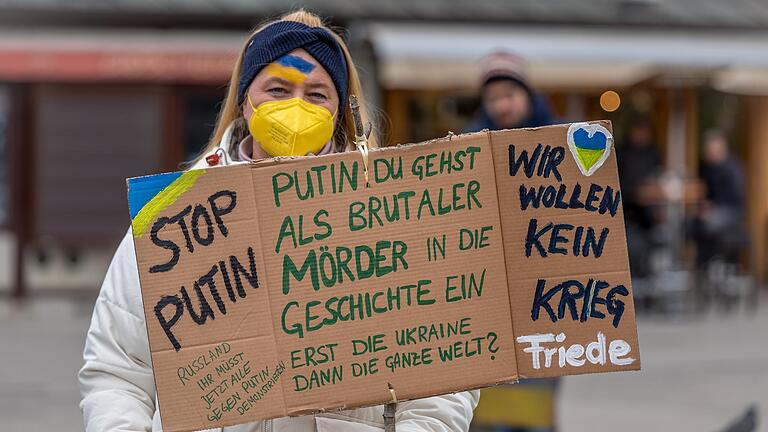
[508, 144, 563, 181]
[154, 246, 259, 351]
[192, 204, 215, 246]
[155, 295, 184, 351]
[208, 190, 237, 237]
[530, 278, 627, 328]
[518, 182, 619, 216]
[149, 190, 238, 274]
[525, 218, 610, 258]
[149, 215, 182, 274]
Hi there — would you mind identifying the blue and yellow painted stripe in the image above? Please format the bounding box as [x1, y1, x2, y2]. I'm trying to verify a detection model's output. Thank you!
[263, 54, 316, 84]
[127, 170, 206, 238]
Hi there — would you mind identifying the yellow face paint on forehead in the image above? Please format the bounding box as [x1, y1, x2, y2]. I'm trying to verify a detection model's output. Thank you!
[263, 54, 316, 84]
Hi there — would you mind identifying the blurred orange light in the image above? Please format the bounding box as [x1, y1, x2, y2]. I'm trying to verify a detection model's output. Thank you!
[600, 90, 621, 112]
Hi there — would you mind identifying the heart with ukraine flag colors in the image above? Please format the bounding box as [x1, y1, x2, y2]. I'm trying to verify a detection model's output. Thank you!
[567, 122, 613, 176]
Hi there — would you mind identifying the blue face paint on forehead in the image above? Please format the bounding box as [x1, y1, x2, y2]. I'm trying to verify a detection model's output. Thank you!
[276, 55, 316, 74]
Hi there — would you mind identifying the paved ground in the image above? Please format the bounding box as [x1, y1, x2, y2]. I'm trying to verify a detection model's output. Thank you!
[1, 294, 766, 432]
[558, 303, 768, 432]
[0, 294, 95, 431]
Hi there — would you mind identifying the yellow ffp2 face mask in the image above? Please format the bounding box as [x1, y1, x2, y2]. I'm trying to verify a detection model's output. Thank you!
[247, 97, 335, 157]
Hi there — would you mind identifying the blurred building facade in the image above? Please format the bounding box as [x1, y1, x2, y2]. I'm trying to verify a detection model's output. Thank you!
[1, 0, 768, 296]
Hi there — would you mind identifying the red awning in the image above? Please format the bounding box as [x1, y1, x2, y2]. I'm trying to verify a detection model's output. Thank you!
[0, 29, 241, 83]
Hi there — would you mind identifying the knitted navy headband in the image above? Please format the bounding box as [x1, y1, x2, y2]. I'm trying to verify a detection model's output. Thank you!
[237, 21, 349, 113]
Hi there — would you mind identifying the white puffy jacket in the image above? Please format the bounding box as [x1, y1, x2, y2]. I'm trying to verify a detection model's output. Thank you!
[78, 125, 480, 432]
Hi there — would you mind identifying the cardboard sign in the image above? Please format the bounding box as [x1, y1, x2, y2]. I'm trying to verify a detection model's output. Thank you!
[127, 121, 639, 432]
[492, 122, 637, 377]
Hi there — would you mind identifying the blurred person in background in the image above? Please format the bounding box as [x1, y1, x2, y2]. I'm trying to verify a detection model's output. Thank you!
[464, 50, 556, 432]
[463, 51, 554, 133]
[617, 117, 662, 280]
[693, 129, 747, 267]
[78, 10, 479, 432]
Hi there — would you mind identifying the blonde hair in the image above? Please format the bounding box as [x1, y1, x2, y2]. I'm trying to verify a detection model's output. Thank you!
[196, 9, 377, 163]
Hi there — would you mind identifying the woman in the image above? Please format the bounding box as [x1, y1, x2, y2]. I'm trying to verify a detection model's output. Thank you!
[78, 10, 479, 432]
